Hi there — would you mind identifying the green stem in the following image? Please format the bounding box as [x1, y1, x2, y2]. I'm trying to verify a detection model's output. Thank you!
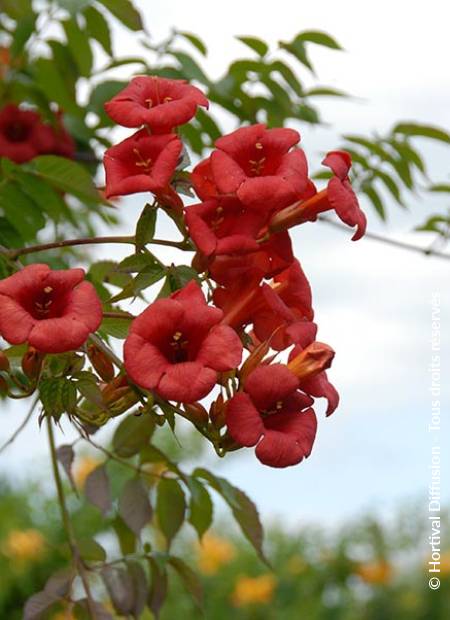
[5, 235, 191, 260]
[46, 416, 98, 619]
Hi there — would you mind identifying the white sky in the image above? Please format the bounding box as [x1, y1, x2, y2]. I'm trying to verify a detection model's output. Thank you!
[0, 0, 449, 531]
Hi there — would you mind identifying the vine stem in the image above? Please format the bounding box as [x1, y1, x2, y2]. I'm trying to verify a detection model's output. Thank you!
[318, 215, 450, 260]
[46, 415, 98, 619]
[4, 235, 190, 260]
[0, 395, 38, 454]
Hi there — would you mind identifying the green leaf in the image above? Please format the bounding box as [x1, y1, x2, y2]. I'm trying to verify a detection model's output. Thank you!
[11, 169, 70, 223]
[415, 215, 449, 233]
[343, 135, 392, 161]
[194, 468, 266, 563]
[393, 122, 450, 144]
[0, 217, 23, 247]
[196, 108, 221, 142]
[429, 184, 450, 193]
[135, 203, 157, 250]
[48, 40, 78, 95]
[236, 35, 269, 56]
[113, 516, 136, 555]
[156, 478, 186, 547]
[127, 561, 148, 618]
[170, 51, 210, 85]
[75, 371, 104, 408]
[305, 86, 348, 97]
[279, 38, 315, 73]
[77, 537, 106, 562]
[101, 566, 134, 615]
[32, 58, 81, 115]
[269, 60, 303, 97]
[296, 103, 320, 124]
[97, 0, 143, 31]
[84, 5, 112, 55]
[10, 13, 36, 57]
[389, 139, 426, 174]
[177, 31, 207, 56]
[0, 181, 46, 241]
[63, 17, 93, 77]
[56, 0, 92, 12]
[147, 556, 168, 618]
[187, 477, 213, 539]
[27, 156, 102, 203]
[0, 0, 32, 19]
[109, 262, 166, 302]
[56, 444, 77, 493]
[297, 30, 343, 50]
[363, 186, 386, 220]
[113, 414, 155, 457]
[99, 317, 132, 339]
[39, 378, 65, 417]
[168, 556, 203, 609]
[85, 464, 112, 515]
[88, 80, 127, 125]
[373, 169, 403, 206]
[119, 477, 153, 535]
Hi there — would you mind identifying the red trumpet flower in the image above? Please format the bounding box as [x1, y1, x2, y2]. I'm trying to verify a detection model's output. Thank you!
[103, 130, 182, 198]
[104, 76, 208, 132]
[269, 150, 366, 241]
[185, 197, 264, 257]
[124, 281, 243, 403]
[0, 105, 75, 163]
[226, 364, 317, 468]
[0, 264, 102, 354]
[206, 124, 309, 212]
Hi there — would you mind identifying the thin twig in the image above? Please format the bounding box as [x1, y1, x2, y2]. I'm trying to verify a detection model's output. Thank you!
[102, 311, 136, 320]
[4, 235, 190, 260]
[0, 395, 38, 455]
[46, 416, 98, 619]
[318, 216, 450, 261]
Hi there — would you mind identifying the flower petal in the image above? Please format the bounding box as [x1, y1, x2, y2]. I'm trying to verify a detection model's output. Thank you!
[124, 333, 169, 389]
[0, 294, 34, 344]
[63, 281, 103, 332]
[226, 392, 264, 447]
[157, 361, 217, 403]
[256, 408, 317, 467]
[244, 364, 299, 411]
[29, 317, 90, 353]
[196, 324, 243, 371]
[210, 150, 246, 194]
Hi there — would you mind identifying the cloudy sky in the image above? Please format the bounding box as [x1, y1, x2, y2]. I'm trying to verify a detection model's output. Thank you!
[1, 0, 449, 530]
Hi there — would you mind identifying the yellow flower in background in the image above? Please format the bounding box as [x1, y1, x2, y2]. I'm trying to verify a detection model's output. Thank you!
[51, 612, 75, 620]
[197, 533, 236, 575]
[231, 574, 277, 607]
[2, 529, 46, 563]
[355, 560, 393, 585]
[438, 551, 450, 575]
[74, 455, 101, 489]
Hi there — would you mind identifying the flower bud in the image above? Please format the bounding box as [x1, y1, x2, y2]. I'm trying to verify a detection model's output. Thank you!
[210, 394, 226, 430]
[184, 402, 209, 426]
[88, 344, 115, 382]
[0, 375, 8, 395]
[287, 341, 334, 381]
[0, 350, 10, 373]
[21, 347, 44, 380]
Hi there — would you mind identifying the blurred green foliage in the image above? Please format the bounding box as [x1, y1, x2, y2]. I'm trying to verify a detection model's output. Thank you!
[0, 476, 448, 619]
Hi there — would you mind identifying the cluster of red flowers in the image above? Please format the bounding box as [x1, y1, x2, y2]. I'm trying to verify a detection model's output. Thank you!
[0, 76, 365, 469]
[102, 76, 366, 468]
[0, 104, 75, 163]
